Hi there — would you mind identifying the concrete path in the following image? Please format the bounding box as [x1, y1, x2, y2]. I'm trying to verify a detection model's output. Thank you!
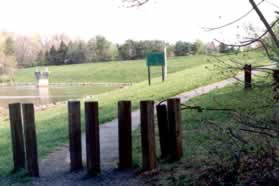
[11, 74, 247, 186]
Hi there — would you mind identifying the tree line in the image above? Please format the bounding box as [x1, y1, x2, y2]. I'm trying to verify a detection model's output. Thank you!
[0, 32, 229, 68]
[41, 37, 219, 66]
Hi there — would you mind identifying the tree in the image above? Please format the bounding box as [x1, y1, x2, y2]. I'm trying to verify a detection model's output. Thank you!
[56, 41, 68, 65]
[174, 41, 192, 56]
[192, 40, 205, 55]
[15, 35, 42, 67]
[36, 50, 47, 66]
[66, 41, 87, 64]
[4, 37, 15, 56]
[118, 40, 137, 60]
[46, 46, 57, 65]
[86, 35, 113, 62]
[219, 43, 229, 53]
[205, 41, 218, 54]
[0, 52, 16, 82]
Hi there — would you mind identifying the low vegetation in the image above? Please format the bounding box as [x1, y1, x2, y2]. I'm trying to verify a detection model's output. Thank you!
[133, 75, 278, 185]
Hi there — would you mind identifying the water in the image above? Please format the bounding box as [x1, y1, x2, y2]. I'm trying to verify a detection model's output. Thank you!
[0, 85, 118, 109]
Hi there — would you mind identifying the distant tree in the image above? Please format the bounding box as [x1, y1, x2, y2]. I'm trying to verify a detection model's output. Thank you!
[0, 52, 16, 82]
[47, 46, 57, 65]
[218, 43, 237, 53]
[193, 40, 205, 55]
[45, 34, 71, 49]
[174, 41, 192, 56]
[118, 40, 166, 60]
[204, 42, 218, 54]
[4, 37, 15, 56]
[86, 35, 113, 62]
[56, 41, 68, 65]
[36, 50, 47, 66]
[15, 35, 42, 67]
[219, 43, 228, 53]
[118, 40, 137, 60]
[66, 41, 87, 64]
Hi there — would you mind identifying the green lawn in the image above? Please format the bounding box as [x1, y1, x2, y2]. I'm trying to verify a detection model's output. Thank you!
[0, 52, 269, 177]
[14, 56, 210, 83]
[132, 76, 274, 185]
[13, 52, 266, 83]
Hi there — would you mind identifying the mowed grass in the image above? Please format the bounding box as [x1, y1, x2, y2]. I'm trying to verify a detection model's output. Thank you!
[14, 56, 209, 83]
[13, 52, 265, 83]
[132, 76, 274, 185]
[0, 52, 268, 177]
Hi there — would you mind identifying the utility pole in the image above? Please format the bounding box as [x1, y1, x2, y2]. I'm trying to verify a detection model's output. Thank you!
[249, 0, 279, 48]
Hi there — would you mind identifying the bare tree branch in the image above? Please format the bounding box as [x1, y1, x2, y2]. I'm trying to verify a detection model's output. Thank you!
[122, 0, 149, 7]
[203, 0, 265, 31]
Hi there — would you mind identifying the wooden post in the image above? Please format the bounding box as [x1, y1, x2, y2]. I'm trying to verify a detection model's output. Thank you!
[156, 104, 169, 159]
[148, 66, 151, 86]
[140, 100, 157, 171]
[273, 70, 279, 101]
[167, 98, 183, 162]
[85, 102, 100, 176]
[8, 103, 26, 172]
[272, 70, 279, 122]
[244, 64, 252, 89]
[22, 103, 39, 177]
[118, 101, 132, 169]
[68, 101, 83, 172]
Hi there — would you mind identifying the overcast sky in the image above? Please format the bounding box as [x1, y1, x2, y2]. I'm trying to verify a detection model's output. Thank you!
[0, 0, 277, 43]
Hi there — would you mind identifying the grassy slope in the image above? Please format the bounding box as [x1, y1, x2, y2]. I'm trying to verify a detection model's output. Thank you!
[132, 77, 273, 185]
[14, 56, 209, 83]
[15, 52, 266, 84]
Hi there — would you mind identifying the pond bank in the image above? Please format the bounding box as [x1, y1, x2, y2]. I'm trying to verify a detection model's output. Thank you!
[0, 82, 132, 87]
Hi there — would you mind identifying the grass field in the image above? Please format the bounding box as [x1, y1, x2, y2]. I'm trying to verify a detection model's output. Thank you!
[0, 52, 269, 177]
[132, 75, 274, 185]
[14, 52, 265, 83]
[14, 56, 209, 83]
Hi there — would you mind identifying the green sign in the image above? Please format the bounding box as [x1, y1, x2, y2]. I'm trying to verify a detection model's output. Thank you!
[147, 52, 165, 66]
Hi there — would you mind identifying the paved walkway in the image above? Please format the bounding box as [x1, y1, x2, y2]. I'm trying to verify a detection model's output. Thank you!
[7, 74, 247, 186]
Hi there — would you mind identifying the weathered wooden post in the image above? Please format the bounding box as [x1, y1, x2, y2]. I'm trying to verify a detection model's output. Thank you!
[68, 101, 83, 171]
[9, 103, 26, 172]
[272, 70, 279, 122]
[85, 101, 101, 176]
[244, 64, 252, 89]
[140, 100, 157, 171]
[156, 104, 169, 159]
[273, 70, 279, 101]
[167, 98, 183, 162]
[22, 103, 39, 177]
[118, 101, 132, 169]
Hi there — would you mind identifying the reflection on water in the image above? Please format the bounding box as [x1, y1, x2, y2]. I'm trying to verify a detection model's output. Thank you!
[38, 87, 49, 106]
[0, 85, 118, 109]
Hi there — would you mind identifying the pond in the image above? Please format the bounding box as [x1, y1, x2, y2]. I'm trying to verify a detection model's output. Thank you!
[0, 85, 119, 110]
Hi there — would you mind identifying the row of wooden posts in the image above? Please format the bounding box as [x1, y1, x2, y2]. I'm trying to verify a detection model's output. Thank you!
[8, 98, 183, 177]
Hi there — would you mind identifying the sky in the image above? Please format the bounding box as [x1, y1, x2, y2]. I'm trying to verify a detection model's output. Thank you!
[0, 0, 278, 44]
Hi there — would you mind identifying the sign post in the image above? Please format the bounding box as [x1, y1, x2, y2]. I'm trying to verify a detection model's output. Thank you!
[146, 49, 168, 85]
[164, 47, 168, 79]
